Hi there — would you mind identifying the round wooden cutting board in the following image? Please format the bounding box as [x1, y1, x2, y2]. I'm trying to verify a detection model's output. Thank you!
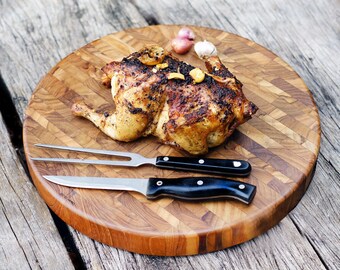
[23, 25, 320, 256]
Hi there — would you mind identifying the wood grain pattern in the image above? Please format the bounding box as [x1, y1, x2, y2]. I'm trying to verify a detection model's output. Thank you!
[0, 115, 74, 269]
[23, 25, 320, 256]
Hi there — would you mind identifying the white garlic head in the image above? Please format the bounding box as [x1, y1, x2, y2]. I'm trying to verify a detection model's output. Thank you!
[194, 40, 218, 59]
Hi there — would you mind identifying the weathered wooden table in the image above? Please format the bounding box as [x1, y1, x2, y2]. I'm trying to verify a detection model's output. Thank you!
[0, 0, 339, 269]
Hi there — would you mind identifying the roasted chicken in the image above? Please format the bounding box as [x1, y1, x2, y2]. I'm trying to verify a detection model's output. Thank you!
[72, 46, 257, 155]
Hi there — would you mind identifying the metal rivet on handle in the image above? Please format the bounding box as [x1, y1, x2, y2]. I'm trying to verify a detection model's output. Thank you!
[197, 180, 204, 186]
[238, 184, 245, 190]
[198, 159, 204, 164]
[156, 181, 163, 186]
[163, 157, 169, 161]
[233, 161, 242, 167]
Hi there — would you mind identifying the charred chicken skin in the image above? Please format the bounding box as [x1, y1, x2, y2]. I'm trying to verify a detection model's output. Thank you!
[72, 46, 257, 155]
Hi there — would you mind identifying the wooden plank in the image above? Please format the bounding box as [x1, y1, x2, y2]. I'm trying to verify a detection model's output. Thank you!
[72, 217, 326, 270]
[0, 0, 338, 269]
[290, 158, 340, 269]
[0, 114, 74, 269]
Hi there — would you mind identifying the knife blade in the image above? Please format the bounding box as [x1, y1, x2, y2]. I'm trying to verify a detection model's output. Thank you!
[33, 144, 252, 177]
[43, 175, 256, 204]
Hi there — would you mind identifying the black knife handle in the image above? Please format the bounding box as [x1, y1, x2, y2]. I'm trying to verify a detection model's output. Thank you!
[155, 156, 251, 177]
[146, 177, 256, 204]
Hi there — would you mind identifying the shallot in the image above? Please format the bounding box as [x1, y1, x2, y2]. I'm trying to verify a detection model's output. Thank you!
[171, 27, 195, 54]
[171, 37, 194, 55]
[177, 27, 195, 40]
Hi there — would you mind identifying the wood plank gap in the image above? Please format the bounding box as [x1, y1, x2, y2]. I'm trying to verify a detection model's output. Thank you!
[0, 75, 30, 179]
[49, 211, 87, 270]
[0, 75, 86, 269]
[290, 216, 330, 270]
[129, 0, 160, 25]
[319, 134, 340, 176]
[0, 76, 24, 152]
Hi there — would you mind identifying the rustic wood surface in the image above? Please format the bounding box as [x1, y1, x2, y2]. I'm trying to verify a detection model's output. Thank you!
[0, 0, 339, 269]
[23, 25, 321, 256]
[0, 112, 75, 269]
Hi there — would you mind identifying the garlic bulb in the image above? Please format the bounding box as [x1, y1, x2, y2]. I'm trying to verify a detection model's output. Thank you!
[194, 40, 218, 59]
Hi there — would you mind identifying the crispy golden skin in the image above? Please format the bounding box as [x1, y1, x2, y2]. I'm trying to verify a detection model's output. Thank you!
[72, 46, 257, 155]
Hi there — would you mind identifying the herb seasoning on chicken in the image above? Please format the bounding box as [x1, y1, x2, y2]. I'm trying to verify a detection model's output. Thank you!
[72, 46, 258, 155]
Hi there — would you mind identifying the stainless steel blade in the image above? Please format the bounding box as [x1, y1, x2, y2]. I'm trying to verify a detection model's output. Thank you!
[32, 157, 154, 167]
[43, 175, 149, 195]
[34, 144, 156, 167]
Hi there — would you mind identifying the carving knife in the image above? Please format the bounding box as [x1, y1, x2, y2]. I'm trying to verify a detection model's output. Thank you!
[43, 175, 256, 204]
[32, 144, 252, 177]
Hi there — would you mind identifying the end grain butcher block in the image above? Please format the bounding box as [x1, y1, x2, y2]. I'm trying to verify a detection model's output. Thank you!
[23, 25, 321, 256]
